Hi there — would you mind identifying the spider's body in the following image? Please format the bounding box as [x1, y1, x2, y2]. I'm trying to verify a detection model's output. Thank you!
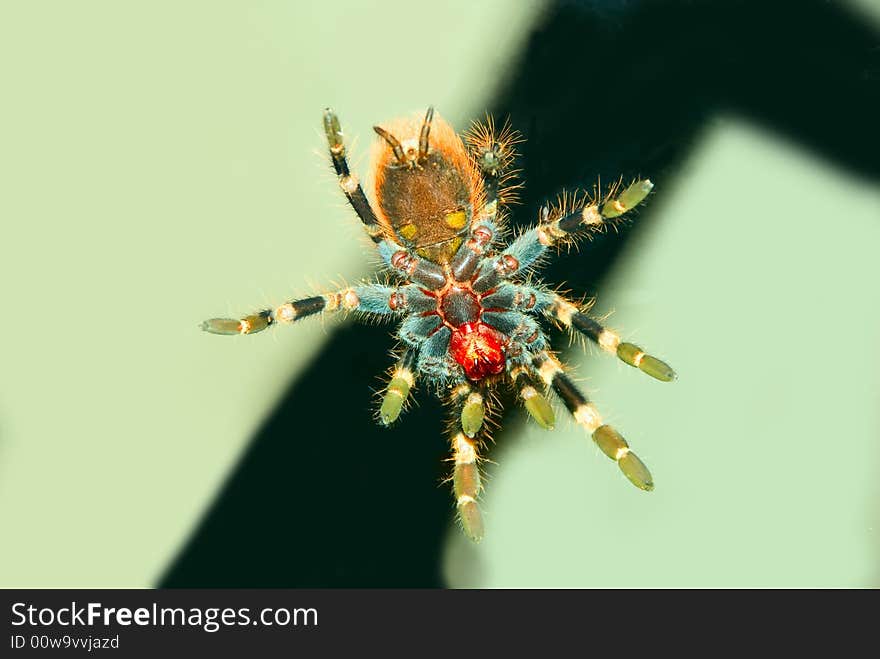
[203, 108, 675, 542]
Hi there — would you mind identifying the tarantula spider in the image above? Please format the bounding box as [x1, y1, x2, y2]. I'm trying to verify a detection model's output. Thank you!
[202, 107, 675, 542]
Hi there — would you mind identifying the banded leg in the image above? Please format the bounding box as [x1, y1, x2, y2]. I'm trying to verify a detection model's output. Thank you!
[471, 179, 654, 292]
[450, 426, 484, 542]
[546, 295, 676, 382]
[378, 348, 417, 426]
[323, 109, 385, 244]
[201, 283, 407, 336]
[534, 352, 654, 491]
[324, 109, 450, 290]
[546, 178, 654, 236]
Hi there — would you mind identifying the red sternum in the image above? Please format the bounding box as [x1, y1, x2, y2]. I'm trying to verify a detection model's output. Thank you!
[449, 321, 506, 381]
[431, 282, 506, 381]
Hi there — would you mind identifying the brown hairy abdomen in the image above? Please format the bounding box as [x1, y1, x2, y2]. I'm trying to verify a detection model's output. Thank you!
[378, 152, 470, 248]
[369, 111, 483, 264]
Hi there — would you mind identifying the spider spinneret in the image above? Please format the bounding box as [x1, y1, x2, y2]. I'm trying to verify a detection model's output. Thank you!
[202, 107, 675, 542]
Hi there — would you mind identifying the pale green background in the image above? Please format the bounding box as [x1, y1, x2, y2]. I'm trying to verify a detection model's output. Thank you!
[1, 1, 878, 587]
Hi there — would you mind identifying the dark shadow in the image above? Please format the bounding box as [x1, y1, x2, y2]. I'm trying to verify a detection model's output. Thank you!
[162, 0, 880, 587]
[164, 321, 451, 586]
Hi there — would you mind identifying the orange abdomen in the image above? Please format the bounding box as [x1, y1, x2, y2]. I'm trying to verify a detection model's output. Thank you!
[371, 112, 483, 264]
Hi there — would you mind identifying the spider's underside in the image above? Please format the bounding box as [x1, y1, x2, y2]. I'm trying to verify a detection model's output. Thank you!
[202, 108, 675, 542]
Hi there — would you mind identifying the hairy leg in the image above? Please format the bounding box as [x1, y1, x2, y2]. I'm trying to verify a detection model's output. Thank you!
[201, 283, 409, 336]
[532, 351, 654, 491]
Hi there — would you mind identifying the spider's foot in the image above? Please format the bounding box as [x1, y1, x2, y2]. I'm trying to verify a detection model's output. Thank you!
[453, 433, 484, 542]
[617, 342, 676, 382]
[593, 424, 654, 491]
[512, 367, 555, 430]
[461, 392, 485, 437]
[379, 370, 413, 426]
[601, 179, 653, 218]
[457, 495, 484, 543]
[322, 108, 343, 152]
[521, 386, 555, 429]
[200, 318, 242, 335]
[201, 312, 271, 336]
